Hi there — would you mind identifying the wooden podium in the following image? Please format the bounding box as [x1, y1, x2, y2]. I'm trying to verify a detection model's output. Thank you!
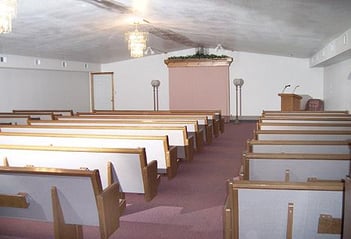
[278, 93, 302, 111]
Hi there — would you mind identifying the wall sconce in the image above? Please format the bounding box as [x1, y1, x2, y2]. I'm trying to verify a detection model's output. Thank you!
[151, 80, 160, 111]
[233, 78, 244, 123]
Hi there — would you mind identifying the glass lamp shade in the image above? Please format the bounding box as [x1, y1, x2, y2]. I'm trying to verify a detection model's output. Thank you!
[233, 78, 244, 87]
[151, 80, 160, 87]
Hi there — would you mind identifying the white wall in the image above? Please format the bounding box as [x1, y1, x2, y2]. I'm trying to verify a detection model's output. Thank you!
[0, 68, 91, 112]
[102, 49, 324, 116]
[102, 53, 169, 110]
[0, 54, 100, 112]
[0, 50, 326, 115]
[324, 58, 351, 111]
[228, 51, 323, 116]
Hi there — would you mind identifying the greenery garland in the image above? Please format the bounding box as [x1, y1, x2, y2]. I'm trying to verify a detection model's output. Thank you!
[167, 53, 230, 60]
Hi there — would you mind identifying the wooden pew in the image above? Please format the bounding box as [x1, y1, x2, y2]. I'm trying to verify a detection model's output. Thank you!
[0, 145, 160, 201]
[344, 176, 351, 238]
[91, 109, 224, 135]
[76, 112, 215, 142]
[0, 166, 121, 239]
[262, 110, 350, 117]
[13, 109, 74, 116]
[224, 180, 343, 239]
[262, 110, 349, 114]
[0, 115, 30, 125]
[0, 125, 194, 161]
[0, 112, 55, 120]
[52, 117, 206, 148]
[260, 116, 351, 124]
[242, 152, 350, 182]
[254, 129, 351, 141]
[257, 122, 351, 131]
[0, 132, 178, 179]
[246, 139, 351, 154]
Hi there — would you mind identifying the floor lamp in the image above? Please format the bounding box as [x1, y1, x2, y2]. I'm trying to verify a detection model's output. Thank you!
[151, 80, 160, 111]
[233, 78, 244, 123]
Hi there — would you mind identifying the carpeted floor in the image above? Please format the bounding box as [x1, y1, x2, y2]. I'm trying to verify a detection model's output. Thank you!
[0, 121, 257, 239]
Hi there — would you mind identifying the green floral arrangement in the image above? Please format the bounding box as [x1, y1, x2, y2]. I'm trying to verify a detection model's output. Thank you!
[167, 53, 229, 60]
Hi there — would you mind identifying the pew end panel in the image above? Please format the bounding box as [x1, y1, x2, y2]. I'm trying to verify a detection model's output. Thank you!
[344, 176, 351, 238]
[166, 145, 179, 179]
[0, 166, 121, 239]
[142, 160, 161, 201]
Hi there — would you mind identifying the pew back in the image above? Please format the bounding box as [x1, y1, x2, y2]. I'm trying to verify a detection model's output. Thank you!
[0, 124, 194, 161]
[43, 118, 206, 148]
[0, 116, 29, 125]
[91, 109, 224, 134]
[13, 109, 74, 116]
[0, 132, 176, 177]
[224, 180, 343, 239]
[247, 140, 351, 154]
[260, 117, 351, 124]
[0, 166, 120, 239]
[243, 152, 350, 182]
[0, 145, 159, 201]
[258, 122, 351, 131]
[255, 129, 351, 141]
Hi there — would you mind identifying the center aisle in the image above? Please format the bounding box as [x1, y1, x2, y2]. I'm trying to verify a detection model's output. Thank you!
[101, 121, 257, 239]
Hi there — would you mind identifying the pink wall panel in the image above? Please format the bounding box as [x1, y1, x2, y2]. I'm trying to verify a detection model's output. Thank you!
[169, 66, 230, 116]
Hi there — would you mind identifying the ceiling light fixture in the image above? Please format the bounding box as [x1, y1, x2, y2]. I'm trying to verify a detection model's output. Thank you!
[215, 44, 224, 52]
[144, 46, 155, 55]
[125, 23, 148, 58]
[0, 0, 17, 34]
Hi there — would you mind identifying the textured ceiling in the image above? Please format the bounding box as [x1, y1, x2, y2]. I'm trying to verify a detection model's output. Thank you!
[0, 0, 351, 63]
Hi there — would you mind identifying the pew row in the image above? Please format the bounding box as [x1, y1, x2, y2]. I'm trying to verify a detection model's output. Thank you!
[246, 139, 351, 154]
[0, 166, 121, 239]
[261, 112, 350, 118]
[45, 118, 206, 148]
[262, 110, 349, 116]
[242, 152, 350, 182]
[0, 132, 178, 179]
[257, 122, 351, 131]
[0, 115, 29, 125]
[0, 125, 194, 161]
[0, 145, 160, 201]
[254, 129, 351, 141]
[13, 109, 74, 116]
[260, 116, 351, 124]
[75, 113, 215, 141]
[224, 180, 344, 239]
[88, 109, 224, 135]
[1, 112, 55, 120]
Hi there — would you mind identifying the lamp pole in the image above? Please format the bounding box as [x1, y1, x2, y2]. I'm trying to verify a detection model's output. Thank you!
[151, 80, 160, 111]
[233, 78, 244, 123]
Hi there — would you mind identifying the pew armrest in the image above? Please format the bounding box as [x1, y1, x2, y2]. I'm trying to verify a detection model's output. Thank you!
[0, 192, 30, 208]
[143, 160, 161, 201]
[97, 182, 121, 239]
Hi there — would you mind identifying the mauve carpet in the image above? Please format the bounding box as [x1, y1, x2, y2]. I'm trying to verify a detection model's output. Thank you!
[0, 121, 256, 239]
